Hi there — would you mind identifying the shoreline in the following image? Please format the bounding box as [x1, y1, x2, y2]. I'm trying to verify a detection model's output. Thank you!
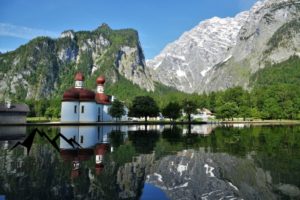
[1, 120, 300, 126]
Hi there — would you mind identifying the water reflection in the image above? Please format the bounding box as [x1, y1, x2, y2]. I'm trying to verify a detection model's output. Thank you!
[60, 126, 117, 178]
[0, 124, 299, 199]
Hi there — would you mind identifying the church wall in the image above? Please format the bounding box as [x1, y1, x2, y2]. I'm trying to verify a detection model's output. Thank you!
[102, 105, 113, 121]
[79, 102, 97, 122]
[61, 102, 80, 122]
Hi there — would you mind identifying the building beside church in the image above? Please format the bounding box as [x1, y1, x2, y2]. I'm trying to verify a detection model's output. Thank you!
[61, 72, 116, 122]
[0, 102, 29, 124]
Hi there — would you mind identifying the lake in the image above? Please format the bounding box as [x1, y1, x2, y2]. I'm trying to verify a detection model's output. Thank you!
[0, 124, 300, 200]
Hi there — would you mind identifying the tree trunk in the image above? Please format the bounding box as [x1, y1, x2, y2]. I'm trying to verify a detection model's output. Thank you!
[188, 123, 192, 134]
[188, 114, 191, 123]
[145, 116, 148, 122]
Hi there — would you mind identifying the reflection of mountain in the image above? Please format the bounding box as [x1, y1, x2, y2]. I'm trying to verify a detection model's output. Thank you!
[117, 153, 155, 199]
[147, 149, 276, 200]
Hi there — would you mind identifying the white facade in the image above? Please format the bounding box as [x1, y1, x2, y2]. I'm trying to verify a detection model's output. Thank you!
[61, 102, 79, 122]
[61, 101, 113, 123]
[79, 102, 97, 122]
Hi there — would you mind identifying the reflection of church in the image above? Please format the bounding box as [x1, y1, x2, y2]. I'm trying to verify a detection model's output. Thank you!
[61, 72, 114, 123]
[60, 126, 117, 177]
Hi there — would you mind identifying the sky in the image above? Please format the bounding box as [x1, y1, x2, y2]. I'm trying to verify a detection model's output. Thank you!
[0, 0, 258, 59]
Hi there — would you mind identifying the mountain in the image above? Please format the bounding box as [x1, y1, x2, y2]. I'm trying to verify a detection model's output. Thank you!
[0, 24, 154, 101]
[147, 0, 300, 93]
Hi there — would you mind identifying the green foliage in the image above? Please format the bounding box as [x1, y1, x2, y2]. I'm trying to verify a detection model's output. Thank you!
[162, 102, 182, 121]
[216, 102, 239, 120]
[250, 56, 300, 119]
[108, 99, 125, 120]
[128, 96, 159, 121]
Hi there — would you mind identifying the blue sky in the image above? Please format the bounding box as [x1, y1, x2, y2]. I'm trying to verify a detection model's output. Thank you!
[0, 0, 258, 59]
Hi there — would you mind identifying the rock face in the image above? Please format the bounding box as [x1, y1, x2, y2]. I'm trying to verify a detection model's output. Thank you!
[147, 149, 277, 200]
[147, 0, 300, 93]
[0, 24, 154, 100]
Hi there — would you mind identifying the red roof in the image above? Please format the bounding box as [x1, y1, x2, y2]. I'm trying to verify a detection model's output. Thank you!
[95, 93, 111, 104]
[75, 72, 85, 81]
[63, 88, 95, 101]
[96, 76, 106, 85]
[60, 149, 94, 161]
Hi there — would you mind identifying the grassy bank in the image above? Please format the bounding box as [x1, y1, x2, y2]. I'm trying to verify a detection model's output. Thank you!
[27, 117, 60, 123]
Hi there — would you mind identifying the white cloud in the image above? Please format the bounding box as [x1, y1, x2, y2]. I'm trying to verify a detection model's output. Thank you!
[0, 23, 59, 39]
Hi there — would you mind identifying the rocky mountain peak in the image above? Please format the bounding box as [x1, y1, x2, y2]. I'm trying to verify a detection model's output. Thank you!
[0, 24, 154, 101]
[60, 30, 75, 39]
[147, 0, 300, 93]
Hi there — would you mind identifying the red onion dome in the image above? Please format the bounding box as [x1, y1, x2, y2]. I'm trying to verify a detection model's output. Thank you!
[95, 93, 110, 104]
[96, 75, 105, 85]
[63, 88, 80, 101]
[79, 89, 95, 101]
[75, 72, 85, 81]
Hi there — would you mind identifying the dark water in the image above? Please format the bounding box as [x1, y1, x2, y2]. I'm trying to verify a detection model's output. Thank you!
[0, 124, 300, 200]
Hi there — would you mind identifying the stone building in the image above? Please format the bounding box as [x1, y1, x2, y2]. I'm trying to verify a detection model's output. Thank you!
[0, 103, 29, 124]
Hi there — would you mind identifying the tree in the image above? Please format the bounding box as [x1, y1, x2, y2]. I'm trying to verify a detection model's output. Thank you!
[239, 106, 251, 121]
[216, 102, 239, 121]
[182, 100, 197, 122]
[109, 99, 125, 121]
[128, 96, 159, 122]
[162, 102, 181, 122]
[262, 98, 281, 119]
[45, 107, 54, 120]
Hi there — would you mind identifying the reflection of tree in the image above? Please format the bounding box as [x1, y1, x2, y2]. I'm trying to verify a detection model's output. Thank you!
[109, 130, 124, 149]
[128, 129, 160, 154]
[162, 126, 182, 144]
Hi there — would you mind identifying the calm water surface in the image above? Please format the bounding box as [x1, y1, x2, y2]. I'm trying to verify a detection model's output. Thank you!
[0, 124, 300, 200]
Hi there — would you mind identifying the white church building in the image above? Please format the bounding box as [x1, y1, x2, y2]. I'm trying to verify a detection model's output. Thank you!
[61, 72, 114, 122]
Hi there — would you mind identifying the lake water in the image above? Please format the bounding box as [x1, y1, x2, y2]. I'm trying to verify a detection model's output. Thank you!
[0, 124, 300, 200]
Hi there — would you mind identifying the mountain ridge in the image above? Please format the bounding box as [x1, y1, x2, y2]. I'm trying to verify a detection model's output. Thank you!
[0, 24, 155, 101]
[147, 0, 300, 93]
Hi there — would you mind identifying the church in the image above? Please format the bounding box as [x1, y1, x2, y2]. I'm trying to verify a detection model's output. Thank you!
[61, 72, 114, 122]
